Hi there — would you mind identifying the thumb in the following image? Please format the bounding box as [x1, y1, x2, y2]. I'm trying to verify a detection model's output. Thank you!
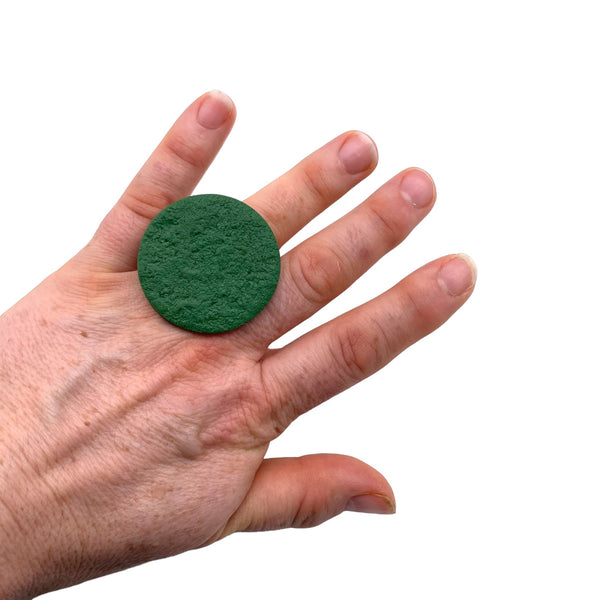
[220, 454, 395, 537]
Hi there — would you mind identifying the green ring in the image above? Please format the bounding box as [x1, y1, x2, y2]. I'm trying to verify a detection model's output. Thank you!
[138, 194, 280, 333]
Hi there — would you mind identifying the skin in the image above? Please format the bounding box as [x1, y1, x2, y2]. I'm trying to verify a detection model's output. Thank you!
[0, 91, 476, 598]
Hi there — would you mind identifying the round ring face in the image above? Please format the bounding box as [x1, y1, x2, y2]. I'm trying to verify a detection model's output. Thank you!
[138, 194, 281, 333]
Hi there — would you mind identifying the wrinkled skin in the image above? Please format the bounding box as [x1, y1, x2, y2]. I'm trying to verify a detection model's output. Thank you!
[0, 91, 476, 598]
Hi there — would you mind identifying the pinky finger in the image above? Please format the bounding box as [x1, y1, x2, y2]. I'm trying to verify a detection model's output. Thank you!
[262, 254, 477, 430]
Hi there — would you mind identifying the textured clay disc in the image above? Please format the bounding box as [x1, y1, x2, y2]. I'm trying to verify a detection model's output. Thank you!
[138, 194, 280, 333]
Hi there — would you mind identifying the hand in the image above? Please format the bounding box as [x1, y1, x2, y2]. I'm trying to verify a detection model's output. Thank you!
[0, 91, 476, 598]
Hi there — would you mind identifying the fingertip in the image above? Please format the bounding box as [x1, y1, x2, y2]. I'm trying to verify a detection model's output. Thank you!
[357, 130, 379, 166]
[457, 253, 477, 285]
[196, 90, 236, 129]
[399, 167, 437, 209]
[438, 253, 477, 297]
[309, 453, 396, 516]
[345, 493, 396, 515]
[338, 130, 379, 174]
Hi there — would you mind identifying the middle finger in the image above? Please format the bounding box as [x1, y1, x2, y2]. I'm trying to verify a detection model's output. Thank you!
[245, 131, 378, 246]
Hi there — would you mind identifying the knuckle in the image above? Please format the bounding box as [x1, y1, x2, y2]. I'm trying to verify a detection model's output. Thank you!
[121, 187, 167, 221]
[301, 161, 330, 201]
[402, 284, 436, 331]
[364, 202, 399, 247]
[292, 508, 324, 529]
[160, 372, 267, 456]
[208, 380, 274, 448]
[333, 320, 386, 383]
[170, 339, 226, 377]
[164, 132, 209, 172]
[122, 158, 180, 219]
[165, 344, 276, 450]
[228, 365, 287, 444]
[289, 244, 345, 306]
[119, 133, 207, 222]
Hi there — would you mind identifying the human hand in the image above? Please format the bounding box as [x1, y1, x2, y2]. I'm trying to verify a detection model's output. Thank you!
[0, 91, 476, 598]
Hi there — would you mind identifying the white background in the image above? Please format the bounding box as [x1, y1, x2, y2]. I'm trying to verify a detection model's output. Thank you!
[1, 1, 599, 598]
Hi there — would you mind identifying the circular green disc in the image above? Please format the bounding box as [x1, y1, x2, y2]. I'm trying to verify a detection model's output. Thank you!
[138, 194, 280, 333]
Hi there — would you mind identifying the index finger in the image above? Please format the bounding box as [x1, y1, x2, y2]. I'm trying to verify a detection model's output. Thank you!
[87, 91, 236, 272]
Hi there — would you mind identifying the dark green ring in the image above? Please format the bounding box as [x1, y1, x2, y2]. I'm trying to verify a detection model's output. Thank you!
[138, 194, 280, 333]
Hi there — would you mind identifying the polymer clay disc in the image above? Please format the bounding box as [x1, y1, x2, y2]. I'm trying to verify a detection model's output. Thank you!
[138, 194, 280, 333]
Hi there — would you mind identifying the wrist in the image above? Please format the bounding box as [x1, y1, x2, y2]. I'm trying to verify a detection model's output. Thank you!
[0, 519, 38, 599]
[0, 456, 67, 599]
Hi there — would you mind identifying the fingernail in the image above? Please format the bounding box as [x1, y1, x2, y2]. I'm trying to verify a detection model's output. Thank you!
[345, 493, 396, 515]
[339, 132, 377, 174]
[197, 90, 233, 129]
[399, 168, 436, 208]
[438, 254, 477, 296]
